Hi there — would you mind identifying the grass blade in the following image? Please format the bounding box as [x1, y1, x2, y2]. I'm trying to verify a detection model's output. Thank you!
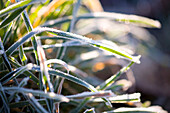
[0, 6, 26, 28]
[66, 90, 114, 99]
[0, 0, 45, 17]
[2, 22, 13, 45]
[0, 63, 34, 85]
[42, 12, 161, 28]
[3, 87, 69, 102]
[19, 45, 28, 65]
[27, 93, 49, 113]
[8, 56, 39, 83]
[12, 40, 87, 55]
[97, 61, 135, 90]
[88, 93, 141, 103]
[0, 83, 10, 113]
[6, 27, 141, 63]
[56, 0, 81, 59]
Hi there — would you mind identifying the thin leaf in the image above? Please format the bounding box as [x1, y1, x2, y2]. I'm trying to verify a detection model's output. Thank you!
[88, 93, 141, 103]
[97, 61, 134, 90]
[6, 27, 141, 63]
[2, 22, 13, 45]
[66, 90, 114, 99]
[42, 12, 161, 28]
[37, 40, 54, 92]
[0, 38, 12, 71]
[19, 45, 27, 65]
[22, 9, 42, 90]
[0, 6, 26, 28]
[56, 0, 81, 59]
[12, 40, 88, 55]
[0, 83, 10, 113]
[3, 87, 69, 102]
[27, 93, 49, 113]
[46, 59, 69, 72]
[8, 56, 39, 83]
[0, 0, 45, 17]
[0, 63, 34, 84]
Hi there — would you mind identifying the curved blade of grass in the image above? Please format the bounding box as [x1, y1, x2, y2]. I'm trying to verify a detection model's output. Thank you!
[0, 63, 34, 85]
[6, 27, 141, 63]
[46, 59, 69, 72]
[0, 38, 12, 71]
[22, 8, 43, 90]
[9, 99, 91, 109]
[88, 93, 140, 103]
[0, 83, 10, 113]
[0, 6, 26, 29]
[27, 93, 49, 113]
[2, 22, 13, 45]
[56, 0, 81, 60]
[73, 61, 135, 112]
[12, 40, 88, 55]
[97, 61, 135, 90]
[8, 56, 39, 83]
[37, 40, 55, 113]
[8, 77, 30, 102]
[42, 12, 161, 28]
[29, 64, 112, 107]
[37, 40, 54, 92]
[19, 45, 27, 65]
[3, 87, 69, 102]
[66, 90, 114, 99]
[0, 0, 45, 17]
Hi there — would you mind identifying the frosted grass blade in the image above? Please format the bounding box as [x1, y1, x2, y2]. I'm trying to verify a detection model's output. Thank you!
[0, 6, 26, 28]
[0, 0, 45, 17]
[6, 27, 141, 64]
[88, 93, 140, 103]
[27, 93, 49, 113]
[3, 87, 69, 102]
[42, 12, 161, 28]
[0, 83, 10, 113]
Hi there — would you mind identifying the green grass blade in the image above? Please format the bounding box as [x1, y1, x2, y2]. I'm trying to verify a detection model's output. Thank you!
[66, 90, 114, 99]
[0, 0, 44, 17]
[8, 56, 39, 83]
[56, 0, 82, 59]
[12, 40, 87, 55]
[0, 63, 34, 84]
[27, 93, 49, 113]
[42, 12, 161, 28]
[0, 6, 26, 29]
[22, 9, 43, 90]
[3, 87, 69, 102]
[0, 38, 12, 71]
[19, 45, 27, 65]
[88, 93, 141, 103]
[6, 27, 141, 63]
[2, 22, 13, 45]
[97, 61, 135, 90]
[32, 64, 98, 92]
[0, 83, 10, 113]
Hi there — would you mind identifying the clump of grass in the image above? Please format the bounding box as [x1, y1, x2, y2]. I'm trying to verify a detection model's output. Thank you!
[0, 0, 166, 113]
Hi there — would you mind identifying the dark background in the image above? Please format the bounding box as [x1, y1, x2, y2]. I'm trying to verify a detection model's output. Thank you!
[100, 0, 170, 111]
